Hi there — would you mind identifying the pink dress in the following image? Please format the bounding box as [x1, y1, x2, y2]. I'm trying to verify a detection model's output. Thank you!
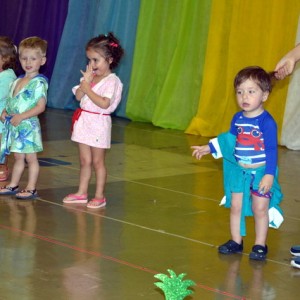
[71, 73, 123, 148]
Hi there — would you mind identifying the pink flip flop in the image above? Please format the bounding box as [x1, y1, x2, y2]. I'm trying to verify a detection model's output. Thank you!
[87, 198, 106, 209]
[63, 193, 88, 204]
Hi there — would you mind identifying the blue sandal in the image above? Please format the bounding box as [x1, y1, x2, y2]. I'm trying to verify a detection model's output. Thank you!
[16, 189, 38, 200]
[0, 186, 19, 195]
[249, 245, 268, 261]
[218, 239, 243, 254]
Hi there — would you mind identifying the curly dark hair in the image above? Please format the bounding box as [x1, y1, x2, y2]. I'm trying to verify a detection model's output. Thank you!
[86, 32, 124, 70]
[0, 36, 17, 71]
[234, 66, 276, 93]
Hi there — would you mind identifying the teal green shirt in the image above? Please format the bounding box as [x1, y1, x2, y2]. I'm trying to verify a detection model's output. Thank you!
[0, 69, 17, 133]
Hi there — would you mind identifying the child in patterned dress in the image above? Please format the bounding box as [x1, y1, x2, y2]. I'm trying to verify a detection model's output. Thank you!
[0, 36, 17, 181]
[63, 32, 124, 208]
[0, 36, 48, 199]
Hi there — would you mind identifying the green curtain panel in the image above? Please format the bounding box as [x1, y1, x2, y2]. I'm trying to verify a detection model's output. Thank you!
[126, 0, 211, 130]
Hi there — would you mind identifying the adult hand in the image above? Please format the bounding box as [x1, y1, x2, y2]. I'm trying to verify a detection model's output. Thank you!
[274, 58, 295, 80]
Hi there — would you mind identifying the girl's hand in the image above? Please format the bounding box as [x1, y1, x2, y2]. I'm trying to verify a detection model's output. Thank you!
[258, 174, 274, 195]
[191, 145, 211, 160]
[79, 80, 91, 94]
[80, 62, 94, 83]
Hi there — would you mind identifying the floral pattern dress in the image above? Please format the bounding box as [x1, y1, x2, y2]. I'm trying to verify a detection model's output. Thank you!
[0, 74, 48, 157]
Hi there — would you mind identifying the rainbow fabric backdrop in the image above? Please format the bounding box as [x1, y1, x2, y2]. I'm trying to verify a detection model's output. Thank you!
[47, 0, 300, 148]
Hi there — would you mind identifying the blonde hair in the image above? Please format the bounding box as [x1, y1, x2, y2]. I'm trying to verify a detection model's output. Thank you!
[19, 36, 47, 56]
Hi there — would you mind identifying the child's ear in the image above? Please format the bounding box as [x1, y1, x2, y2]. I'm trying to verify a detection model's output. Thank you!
[262, 92, 269, 102]
[41, 56, 47, 66]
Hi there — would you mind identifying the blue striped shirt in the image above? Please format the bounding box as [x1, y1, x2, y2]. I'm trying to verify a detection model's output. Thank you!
[230, 111, 277, 176]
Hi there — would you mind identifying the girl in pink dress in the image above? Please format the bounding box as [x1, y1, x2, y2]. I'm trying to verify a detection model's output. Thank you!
[63, 32, 124, 208]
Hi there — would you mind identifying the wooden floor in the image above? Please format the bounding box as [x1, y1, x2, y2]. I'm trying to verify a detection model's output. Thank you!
[0, 108, 299, 300]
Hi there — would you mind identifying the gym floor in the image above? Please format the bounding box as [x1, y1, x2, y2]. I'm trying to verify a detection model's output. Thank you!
[0, 108, 299, 299]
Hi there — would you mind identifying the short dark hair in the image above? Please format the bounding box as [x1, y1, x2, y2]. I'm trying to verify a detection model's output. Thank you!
[234, 66, 273, 93]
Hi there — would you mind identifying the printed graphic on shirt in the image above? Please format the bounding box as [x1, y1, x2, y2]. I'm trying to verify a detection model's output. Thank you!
[234, 118, 266, 165]
[237, 126, 264, 151]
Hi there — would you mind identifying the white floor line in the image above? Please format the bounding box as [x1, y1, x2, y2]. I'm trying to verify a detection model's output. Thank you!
[38, 159, 300, 223]
[38, 158, 220, 203]
[37, 197, 292, 267]
[38, 197, 215, 248]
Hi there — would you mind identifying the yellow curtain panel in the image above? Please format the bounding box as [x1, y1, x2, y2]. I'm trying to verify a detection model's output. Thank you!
[186, 0, 300, 140]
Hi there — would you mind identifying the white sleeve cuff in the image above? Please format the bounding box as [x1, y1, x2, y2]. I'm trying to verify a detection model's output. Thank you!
[210, 137, 223, 159]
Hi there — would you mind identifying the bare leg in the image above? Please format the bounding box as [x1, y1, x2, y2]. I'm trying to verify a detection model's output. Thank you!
[0, 156, 9, 181]
[24, 153, 39, 190]
[252, 194, 270, 246]
[77, 143, 92, 195]
[62, 143, 92, 202]
[91, 147, 106, 199]
[230, 193, 243, 244]
[8, 153, 26, 187]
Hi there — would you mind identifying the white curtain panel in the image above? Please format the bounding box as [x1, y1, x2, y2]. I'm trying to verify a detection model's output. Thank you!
[281, 16, 300, 150]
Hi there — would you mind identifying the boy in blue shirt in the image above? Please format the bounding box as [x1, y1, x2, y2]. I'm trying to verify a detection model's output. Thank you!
[192, 66, 283, 261]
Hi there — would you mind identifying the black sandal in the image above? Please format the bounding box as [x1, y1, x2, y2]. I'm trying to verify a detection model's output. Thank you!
[16, 189, 38, 199]
[0, 186, 19, 195]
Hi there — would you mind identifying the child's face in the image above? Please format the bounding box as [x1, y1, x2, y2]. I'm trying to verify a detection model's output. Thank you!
[235, 79, 269, 117]
[19, 48, 46, 77]
[86, 48, 112, 79]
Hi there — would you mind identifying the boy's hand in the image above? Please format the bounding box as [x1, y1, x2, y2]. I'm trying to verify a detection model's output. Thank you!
[258, 174, 274, 195]
[10, 114, 23, 126]
[191, 145, 210, 160]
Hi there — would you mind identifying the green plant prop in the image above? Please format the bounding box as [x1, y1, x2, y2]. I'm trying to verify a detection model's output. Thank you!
[154, 269, 196, 299]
